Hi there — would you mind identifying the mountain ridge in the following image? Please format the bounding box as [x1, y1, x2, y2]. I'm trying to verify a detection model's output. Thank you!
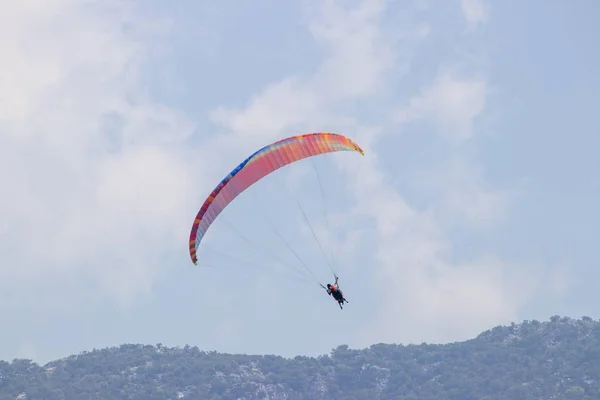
[1, 315, 598, 399]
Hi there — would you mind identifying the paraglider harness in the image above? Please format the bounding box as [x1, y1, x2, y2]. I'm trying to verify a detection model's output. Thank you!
[323, 276, 348, 309]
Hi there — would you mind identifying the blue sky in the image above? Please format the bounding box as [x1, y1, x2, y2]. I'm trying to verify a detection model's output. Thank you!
[1, 0, 599, 364]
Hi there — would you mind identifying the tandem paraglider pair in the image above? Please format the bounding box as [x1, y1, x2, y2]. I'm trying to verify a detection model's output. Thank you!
[324, 276, 348, 310]
[187, 132, 364, 311]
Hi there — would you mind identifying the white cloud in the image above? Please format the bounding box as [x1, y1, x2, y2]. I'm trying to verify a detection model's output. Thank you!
[0, 1, 201, 306]
[209, 0, 400, 155]
[306, 0, 396, 100]
[460, 0, 488, 28]
[389, 66, 506, 228]
[342, 149, 526, 344]
[393, 68, 487, 140]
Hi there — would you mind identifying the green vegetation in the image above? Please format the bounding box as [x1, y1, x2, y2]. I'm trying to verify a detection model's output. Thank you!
[1, 316, 599, 399]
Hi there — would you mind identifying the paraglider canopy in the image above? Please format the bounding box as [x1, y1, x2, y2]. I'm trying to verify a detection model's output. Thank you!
[188, 132, 364, 265]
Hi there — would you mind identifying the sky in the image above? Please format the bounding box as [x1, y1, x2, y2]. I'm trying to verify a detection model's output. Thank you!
[1, 0, 599, 364]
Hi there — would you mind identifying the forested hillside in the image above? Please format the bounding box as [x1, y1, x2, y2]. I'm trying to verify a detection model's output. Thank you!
[1, 316, 598, 399]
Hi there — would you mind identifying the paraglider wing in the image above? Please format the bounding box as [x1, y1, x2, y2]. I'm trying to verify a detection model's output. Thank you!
[188, 132, 364, 265]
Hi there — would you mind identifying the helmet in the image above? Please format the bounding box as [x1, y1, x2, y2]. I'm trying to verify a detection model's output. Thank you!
[327, 283, 332, 288]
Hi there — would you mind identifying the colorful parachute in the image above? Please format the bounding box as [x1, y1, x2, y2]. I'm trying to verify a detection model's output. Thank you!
[188, 132, 364, 265]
